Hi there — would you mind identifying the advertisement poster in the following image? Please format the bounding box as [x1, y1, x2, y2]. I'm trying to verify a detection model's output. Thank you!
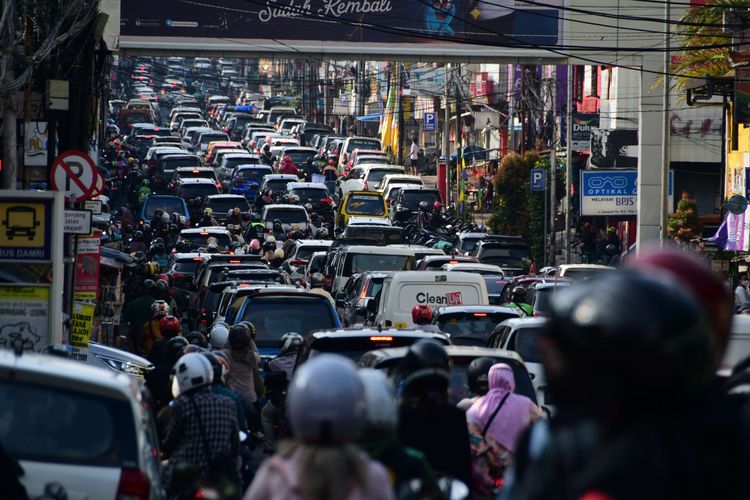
[571, 113, 599, 151]
[70, 302, 95, 362]
[120, 0, 562, 47]
[580, 170, 674, 217]
[726, 208, 750, 252]
[0, 285, 50, 352]
[0, 197, 52, 261]
[74, 232, 101, 301]
[24, 122, 48, 167]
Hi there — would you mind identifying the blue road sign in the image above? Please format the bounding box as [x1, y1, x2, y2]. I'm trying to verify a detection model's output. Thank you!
[531, 168, 546, 192]
[424, 112, 436, 131]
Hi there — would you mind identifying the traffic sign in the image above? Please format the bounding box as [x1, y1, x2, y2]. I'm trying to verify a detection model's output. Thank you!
[50, 150, 97, 201]
[531, 168, 546, 192]
[424, 112, 436, 132]
[83, 199, 102, 215]
[0, 197, 52, 261]
[64, 209, 92, 235]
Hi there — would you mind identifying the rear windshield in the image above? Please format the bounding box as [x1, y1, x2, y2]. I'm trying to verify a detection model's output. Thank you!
[562, 268, 613, 281]
[343, 226, 403, 244]
[343, 253, 411, 277]
[200, 133, 229, 146]
[436, 312, 518, 345]
[284, 151, 314, 165]
[235, 169, 271, 182]
[264, 179, 293, 193]
[290, 188, 328, 203]
[400, 191, 440, 209]
[144, 198, 184, 218]
[172, 260, 200, 274]
[346, 139, 381, 152]
[357, 157, 389, 166]
[179, 184, 219, 198]
[0, 380, 137, 466]
[295, 246, 330, 260]
[484, 277, 509, 296]
[241, 298, 337, 347]
[180, 233, 232, 249]
[224, 157, 259, 169]
[367, 169, 404, 184]
[310, 336, 425, 363]
[206, 198, 251, 214]
[514, 327, 543, 363]
[445, 357, 536, 405]
[479, 246, 530, 268]
[345, 194, 385, 216]
[162, 157, 201, 174]
[265, 208, 307, 224]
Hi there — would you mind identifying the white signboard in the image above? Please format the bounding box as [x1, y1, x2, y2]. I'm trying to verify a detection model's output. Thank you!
[64, 209, 92, 235]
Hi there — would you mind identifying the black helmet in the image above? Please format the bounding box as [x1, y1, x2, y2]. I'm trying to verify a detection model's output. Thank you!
[400, 340, 450, 396]
[511, 286, 527, 303]
[544, 270, 712, 417]
[310, 272, 325, 288]
[228, 324, 251, 350]
[186, 330, 208, 348]
[165, 336, 189, 365]
[605, 244, 617, 255]
[262, 240, 276, 252]
[292, 230, 304, 240]
[419, 201, 430, 212]
[143, 278, 156, 291]
[133, 231, 143, 241]
[152, 237, 165, 246]
[467, 356, 496, 396]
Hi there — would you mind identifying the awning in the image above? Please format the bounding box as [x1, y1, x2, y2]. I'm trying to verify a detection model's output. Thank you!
[356, 113, 381, 122]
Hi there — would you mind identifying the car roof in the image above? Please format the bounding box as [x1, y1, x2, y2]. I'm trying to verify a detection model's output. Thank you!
[495, 317, 548, 330]
[443, 263, 504, 272]
[423, 255, 475, 262]
[557, 264, 615, 270]
[206, 194, 249, 200]
[533, 281, 572, 290]
[347, 217, 392, 226]
[263, 204, 307, 210]
[263, 174, 299, 181]
[175, 166, 212, 171]
[223, 153, 257, 159]
[346, 190, 385, 198]
[311, 328, 450, 341]
[399, 186, 439, 192]
[180, 227, 231, 234]
[296, 239, 333, 246]
[340, 245, 415, 255]
[287, 182, 327, 190]
[363, 345, 524, 363]
[173, 252, 209, 259]
[434, 305, 518, 316]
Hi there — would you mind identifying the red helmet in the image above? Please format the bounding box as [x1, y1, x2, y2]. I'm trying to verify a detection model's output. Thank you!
[159, 315, 181, 333]
[412, 304, 433, 325]
[433, 201, 444, 211]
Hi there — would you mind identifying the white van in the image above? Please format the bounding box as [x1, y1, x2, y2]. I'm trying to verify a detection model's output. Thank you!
[332, 245, 416, 294]
[374, 271, 489, 329]
[721, 314, 750, 376]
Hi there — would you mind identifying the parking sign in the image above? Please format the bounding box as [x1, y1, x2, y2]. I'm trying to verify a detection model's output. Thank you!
[424, 112, 436, 131]
[531, 168, 546, 192]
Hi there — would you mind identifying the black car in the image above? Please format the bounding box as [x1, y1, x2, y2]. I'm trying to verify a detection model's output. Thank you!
[432, 305, 520, 346]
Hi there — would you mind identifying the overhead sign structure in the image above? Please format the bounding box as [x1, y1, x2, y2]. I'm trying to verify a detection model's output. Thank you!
[0, 198, 52, 261]
[580, 170, 674, 217]
[424, 112, 436, 132]
[531, 168, 546, 192]
[50, 150, 97, 201]
[64, 209, 92, 235]
[119, 0, 564, 58]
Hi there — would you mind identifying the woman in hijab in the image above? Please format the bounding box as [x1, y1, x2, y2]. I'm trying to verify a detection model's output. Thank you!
[466, 363, 543, 498]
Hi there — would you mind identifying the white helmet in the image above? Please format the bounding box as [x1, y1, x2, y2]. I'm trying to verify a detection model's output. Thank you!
[209, 322, 229, 349]
[358, 368, 398, 430]
[172, 352, 213, 397]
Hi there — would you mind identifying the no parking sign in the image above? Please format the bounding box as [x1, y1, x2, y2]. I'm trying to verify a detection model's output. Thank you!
[50, 150, 97, 202]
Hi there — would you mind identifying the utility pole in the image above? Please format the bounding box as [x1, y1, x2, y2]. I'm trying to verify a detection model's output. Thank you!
[1, 0, 17, 189]
[397, 63, 405, 165]
[443, 63, 451, 205]
[455, 63, 463, 204]
[661, 0, 671, 242]
[550, 148, 557, 266]
[565, 64, 573, 263]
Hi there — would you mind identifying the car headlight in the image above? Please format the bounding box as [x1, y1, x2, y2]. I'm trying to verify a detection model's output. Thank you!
[94, 354, 153, 378]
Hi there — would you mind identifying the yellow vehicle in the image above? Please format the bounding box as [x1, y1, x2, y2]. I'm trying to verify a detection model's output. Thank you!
[336, 190, 388, 228]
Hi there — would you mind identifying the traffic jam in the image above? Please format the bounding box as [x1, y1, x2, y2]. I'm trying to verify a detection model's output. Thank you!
[2, 55, 749, 500]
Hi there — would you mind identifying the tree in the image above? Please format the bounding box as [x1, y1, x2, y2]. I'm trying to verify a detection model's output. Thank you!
[668, 192, 703, 243]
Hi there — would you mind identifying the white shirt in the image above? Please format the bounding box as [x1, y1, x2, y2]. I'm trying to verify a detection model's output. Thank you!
[409, 143, 419, 161]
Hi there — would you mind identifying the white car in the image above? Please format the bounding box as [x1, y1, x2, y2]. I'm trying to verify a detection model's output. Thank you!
[339, 165, 405, 199]
[0, 349, 164, 498]
[377, 174, 424, 194]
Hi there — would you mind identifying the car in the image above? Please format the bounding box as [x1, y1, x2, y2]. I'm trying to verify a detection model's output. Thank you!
[175, 178, 221, 220]
[178, 227, 233, 252]
[88, 341, 154, 379]
[295, 328, 451, 366]
[169, 166, 218, 191]
[216, 153, 261, 183]
[329, 245, 416, 294]
[261, 204, 310, 232]
[281, 239, 333, 280]
[360, 345, 538, 407]
[278, 117, 306, 135]
[195, 131, 230, 155]
[432, 305, 520, 346]
[339, 165, 405, 199]
[303, 251, 328, 283]
[489, 317, 550, 412]
[390, 187, 442, 224]
[542, 263, 616, 280]
[231, 288, 342, 358]
[0, 349, 164, 499]
[336, 190, 388, 228]
[527, 281, 572, 316]
[454, 232, 489, 255]
[337, 136, 383, 168]
[230, 165, 273, 199]
[286, 181, 335, 216]
[334, 271, 390, 326]
[260, 174, 300, 197]
[144, 146, 185, 166]
[297, 123, 333, 146]
[441, 262, 505, 276]
[416, 255, 477, 271]
[204, 194, 252, 223]
[376, 174, 424, 195]
[138, 195, 190, 225]
[340, 223, 404, 244]
[166, 252, 206, 289]
[471, 239, 533, 276]
[155, 153, 202, 181]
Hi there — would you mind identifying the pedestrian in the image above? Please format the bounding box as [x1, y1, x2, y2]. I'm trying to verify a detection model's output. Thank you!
[409, 138, 419, 176]
[244, 354, 394, 500]
[466, 363, 542, 497]
[161, 353, 241, 497]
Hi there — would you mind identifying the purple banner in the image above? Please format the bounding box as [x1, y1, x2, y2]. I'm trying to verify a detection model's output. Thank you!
[726, 210, 749, 252]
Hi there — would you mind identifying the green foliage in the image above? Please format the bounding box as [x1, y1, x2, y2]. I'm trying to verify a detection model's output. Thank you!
[668, 192, 703, 243]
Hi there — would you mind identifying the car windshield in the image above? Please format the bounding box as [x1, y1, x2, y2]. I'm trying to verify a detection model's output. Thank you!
[223, 157, 259, 169]
[241, 298, 337, 347]
[265, 208, 307, 224]
[344, 253, 411, 276]
[479, 246, 530, 268]
[401, 191, 440, 209]
[296, 246, 330, 260]
[343, 226, 403, 244]
[144, 198, 184, 218]
[200, 133, 229, 146]
[172, 260, 200, 274]
[436, 312, 518, 344]
[179, 184, 219, 199]
[162, 158, 201, 174]
[235, 169, 271, 182]
[180, 233, 232, 249]
[459, 238, 481, 253]
[265, 179, 293, 193]
[207, 198, 251, 214]
[514, 327, 543, 363]
[0, 380, 137, 466]
[290, 188, 328, 203]
[347, 139, 381, 152]
[562, 268, 614, 281]
[532, 286, 570, 315]
[309, 336, 422, 363]
[345, 194, 385, 216]
[285, 151, 314, 165]
[367, 169, 403, 184]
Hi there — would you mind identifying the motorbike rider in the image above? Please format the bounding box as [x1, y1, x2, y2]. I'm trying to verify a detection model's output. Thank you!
[323, 159, 338, 182]
[161, 353, 241, 497]
[203, 351, 248, 431]
[428, 201, 446, 230]
[129, 230, 148, 253]
[278, 155, 300, 177]
[269, 248, 285, 269]
[147, 314, 182, 364]
[261, 239, 276, 264]
[507, 286, 533, 317]
[358, 368, 441, 499]
[411, 305, 441, 332]
[505, 269, 750, 500]
[137, 179, 152, 205]
[308, 273, 335, 306]
[244, 355, 394, 500]
[198, 207, 219, 227]
[145, 334, 188, 413]
[270, 219, 287, 242]
[122, 278, 157, 351]
[223, 324, 262, 420]
[457, 356, 496, 411]
[260, 144, 274, 166]
[417, 201, 432, 229]
[397, 340, 473, 488]
[138, 300, 170, 356]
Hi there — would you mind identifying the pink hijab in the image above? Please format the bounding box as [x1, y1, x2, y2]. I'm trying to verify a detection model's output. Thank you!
[466, 363, 535, 453]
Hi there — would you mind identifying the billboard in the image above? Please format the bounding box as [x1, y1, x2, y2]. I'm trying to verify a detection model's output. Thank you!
[571, 112, 599, 151]
[119, 0, 563, 54]
[589, 128, 638, 169]
[580, 170, 673, 217]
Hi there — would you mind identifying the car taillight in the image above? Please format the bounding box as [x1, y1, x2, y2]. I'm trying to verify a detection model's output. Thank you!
[216, 182, 223, 189]
[291, 259, 308, 267]
[116, 468, 150, 500]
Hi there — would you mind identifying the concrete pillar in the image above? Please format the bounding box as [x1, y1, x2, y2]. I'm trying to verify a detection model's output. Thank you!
[636, 60, 665, 250]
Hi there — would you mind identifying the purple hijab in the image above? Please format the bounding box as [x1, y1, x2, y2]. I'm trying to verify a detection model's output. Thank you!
[466, 363, 535, 453]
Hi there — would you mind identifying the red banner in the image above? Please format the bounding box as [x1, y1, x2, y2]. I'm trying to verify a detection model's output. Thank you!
[74, 231, 101, 301]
